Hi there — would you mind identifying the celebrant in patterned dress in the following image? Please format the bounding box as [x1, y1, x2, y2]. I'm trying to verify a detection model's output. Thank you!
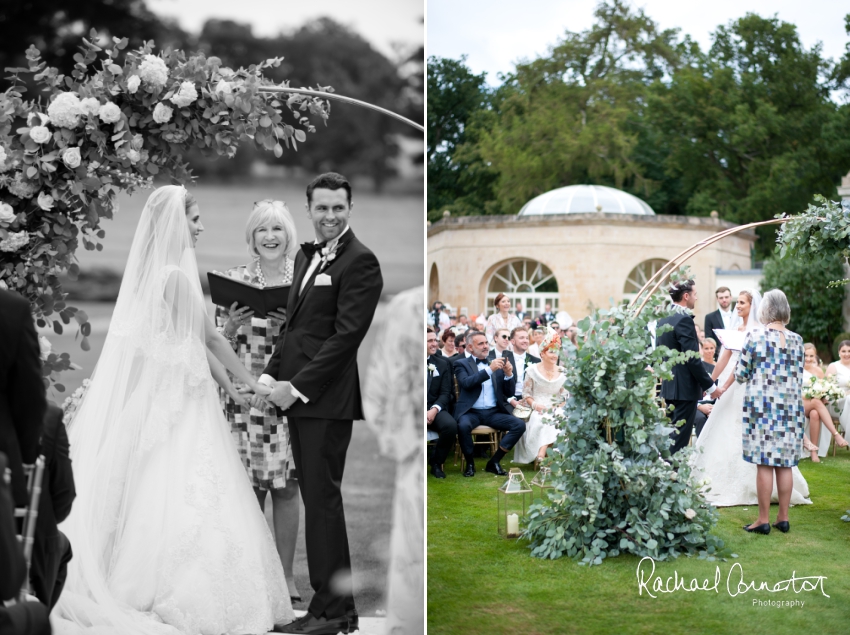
[214, 199, 301, 600]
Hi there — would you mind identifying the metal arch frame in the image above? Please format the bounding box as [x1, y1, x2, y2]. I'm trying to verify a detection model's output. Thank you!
[259, 86, 424, 133]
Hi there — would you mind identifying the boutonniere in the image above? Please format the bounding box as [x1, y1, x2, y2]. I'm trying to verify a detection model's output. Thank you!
[428, 363, 436, 374]
[319, 239, 345, 272]
[523, 356, 532, 370]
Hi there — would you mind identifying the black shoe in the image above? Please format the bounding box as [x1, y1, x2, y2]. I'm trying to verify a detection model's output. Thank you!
[485, 460, 507, 476]
[742, 523, 771, 535]
[345, 609, 359, 633]
[772, 521, 790, 533]
[463, 458, 475, 477]
[430, 464, 446, 479]
[273, 613, 350, 634]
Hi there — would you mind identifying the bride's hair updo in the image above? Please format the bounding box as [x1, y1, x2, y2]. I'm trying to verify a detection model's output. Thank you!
[184, 190, 198, 212]
[738, 289, 753, 303]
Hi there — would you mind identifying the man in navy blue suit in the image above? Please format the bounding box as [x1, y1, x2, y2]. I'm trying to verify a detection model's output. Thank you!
[453, 332, 525, 477]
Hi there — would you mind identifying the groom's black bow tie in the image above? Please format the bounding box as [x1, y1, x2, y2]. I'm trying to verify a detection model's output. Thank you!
[300, 241, 327, 259]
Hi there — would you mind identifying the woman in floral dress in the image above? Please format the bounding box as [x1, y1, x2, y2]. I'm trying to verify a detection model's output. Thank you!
[214, 199, 301, 599]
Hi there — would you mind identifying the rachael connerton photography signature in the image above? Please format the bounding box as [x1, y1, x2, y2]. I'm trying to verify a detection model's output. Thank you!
[636, 557, 829, 599]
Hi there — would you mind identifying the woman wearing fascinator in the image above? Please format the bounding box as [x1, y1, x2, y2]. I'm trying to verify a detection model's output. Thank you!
[691, 289, 810, 508]
[54, 186, 293, 634]
[512, 327, 566, 467]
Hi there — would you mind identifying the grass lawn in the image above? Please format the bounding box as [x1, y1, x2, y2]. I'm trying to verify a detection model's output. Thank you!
[427, 449, 850, 634]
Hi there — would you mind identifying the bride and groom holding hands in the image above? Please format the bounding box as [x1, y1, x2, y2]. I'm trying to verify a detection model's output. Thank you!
[55, 173, 382, 635]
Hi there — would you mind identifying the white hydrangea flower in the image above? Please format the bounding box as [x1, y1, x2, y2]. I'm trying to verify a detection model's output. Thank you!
[170, 81, 198, 108]
[153, 102, 173, 124]
[47, 92, 82, 129]
[98, 102, 122, 124]
[214, 79, 232, 95]
[37, 192, 54, 211]
[8, 174, 37, 199]
[684, 508, 697, 520]
[0, 202, 15, 223]
[62, 147, 82, 169]
[138, 55, 169, 87]
[127, 75, 141, 93]
[30, 126, 52, 144]
[0, 230, 29, 252]
[38, 335, 52, 361]
[80, 97, 100, 116]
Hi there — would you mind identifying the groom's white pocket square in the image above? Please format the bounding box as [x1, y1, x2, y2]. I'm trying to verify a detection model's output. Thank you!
[314, 273, 333, 286]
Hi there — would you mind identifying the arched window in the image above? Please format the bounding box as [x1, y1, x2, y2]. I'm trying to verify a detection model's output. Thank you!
[623, 259, 669, 299]
[486, 259, 559, 317]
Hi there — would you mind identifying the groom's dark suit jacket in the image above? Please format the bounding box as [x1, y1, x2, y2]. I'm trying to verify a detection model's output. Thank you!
[263, 228, 383, 419]
[656, 310, 714, 402]
[704, 309, 726, 360]
[0, 289, 47, 506]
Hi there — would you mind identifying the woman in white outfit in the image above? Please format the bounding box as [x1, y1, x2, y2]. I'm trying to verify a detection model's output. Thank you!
[801, 342, 848, 462]
[691, 289, 811, 507]
[54, 186, 293, 634]
[825, 339, 850, 452]
[512, 329, 564, 466]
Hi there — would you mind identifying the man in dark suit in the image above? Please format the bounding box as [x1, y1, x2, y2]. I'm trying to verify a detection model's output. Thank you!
[0, 289, 47, 508]
[503, 327, 540, 411]
[453, 332, 525, 477]
[703, 286, 733, 361]
[514, 301, 527, 322]
[487, 327, 511, 360]
[427, 330, 457, 479]
[30, 402, 75, 610]
[656, 280, 723, 454]
[537, 303, 556, 326]
[258, 173, 382, 635]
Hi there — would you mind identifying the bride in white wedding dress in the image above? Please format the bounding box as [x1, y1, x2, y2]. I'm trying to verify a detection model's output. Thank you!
[692, 289, 811, 507]
[54, 186, 293, 634]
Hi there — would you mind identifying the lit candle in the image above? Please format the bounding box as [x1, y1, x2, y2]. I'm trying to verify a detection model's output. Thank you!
[507, 513, 519, 537]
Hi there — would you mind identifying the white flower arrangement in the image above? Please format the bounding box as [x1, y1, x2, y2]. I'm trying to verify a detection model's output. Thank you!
[214, 79, 232, 95]
[80, 97, 101, 116]
[684, 508, 697, 520]
[153, 102, 173, 123]
[0, 231, 29, 252]
[47, 92, 83, 129]
[0, 202, 15, 223]
[170, 81, 198, 108]
[38, 335, 52, 361]
[37, 192, 55, 211]
[62, 147, 82, 169]
[30, 126, 52, 144]
[98, 102, 122, 123]
[803, 374, 843, 403]
[8, 173, 38, 199]
[138, 54, 169, 87]
[126, 75, 141, 93]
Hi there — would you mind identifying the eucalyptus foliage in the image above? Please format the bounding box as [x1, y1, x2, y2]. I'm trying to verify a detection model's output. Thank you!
[523, 289, 725, 565]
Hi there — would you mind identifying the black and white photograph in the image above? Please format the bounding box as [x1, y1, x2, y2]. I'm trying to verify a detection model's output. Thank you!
[0, 1, 423, 634]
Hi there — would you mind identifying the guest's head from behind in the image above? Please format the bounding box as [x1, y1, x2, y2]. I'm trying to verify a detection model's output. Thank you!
[539, 328, 561, 364]
[700, 337, 716, 363]
[757, 289, 790, 326]
[510, 327, 529, 354]
[440, 328, 457, 355]
[469, 331, 490, 359]
[427, 328, 438, 357]
[450, 315, 457, 326]
[494, 328, 510, 352]
[494, 293, 511, 314]
[184, 190, 203, 247]
[669, 279, 696, 308]
[305, 172, 352, 243]
[715, 286, 732, 311]
[246, 199, 297, 263]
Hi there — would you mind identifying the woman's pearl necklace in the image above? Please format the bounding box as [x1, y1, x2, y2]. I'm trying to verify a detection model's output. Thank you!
[254, 258, 284, 289]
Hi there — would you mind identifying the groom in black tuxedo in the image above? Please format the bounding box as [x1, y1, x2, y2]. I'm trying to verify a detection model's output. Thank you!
[260, 173, 382, 635]
[655, 280, 723, 454]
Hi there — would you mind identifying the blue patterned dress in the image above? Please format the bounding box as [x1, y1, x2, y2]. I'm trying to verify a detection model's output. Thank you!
[735, 328, 805, 467]
[215, 261, 295, 489]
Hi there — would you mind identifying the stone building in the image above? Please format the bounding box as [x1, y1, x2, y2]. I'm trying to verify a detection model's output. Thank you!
[427, 184, 757, 326]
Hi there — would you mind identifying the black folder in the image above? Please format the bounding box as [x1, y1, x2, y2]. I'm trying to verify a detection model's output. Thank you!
[208, 271, 290, 319]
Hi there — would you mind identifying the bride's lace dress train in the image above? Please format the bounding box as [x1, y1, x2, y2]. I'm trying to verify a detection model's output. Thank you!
[691, 351, 811, 507]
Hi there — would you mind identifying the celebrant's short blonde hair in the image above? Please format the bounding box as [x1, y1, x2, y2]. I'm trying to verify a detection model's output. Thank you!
[245, 200, 297, 259]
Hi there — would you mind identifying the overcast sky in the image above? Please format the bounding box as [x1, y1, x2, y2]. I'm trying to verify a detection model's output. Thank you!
[427, 0, 849, 85]
[149, 0, 423, 59]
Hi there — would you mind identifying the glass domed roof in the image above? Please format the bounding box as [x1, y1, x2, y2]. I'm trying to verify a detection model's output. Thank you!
[518, 184, 655, 217]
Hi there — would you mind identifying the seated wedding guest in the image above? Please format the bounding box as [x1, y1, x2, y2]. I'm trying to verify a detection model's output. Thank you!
[700, 338, 717, 370]
[537, 302, 556, 326]
[30, 402, 76, 610]
[454, 332, 525, 477]
[825, 339, 850, 450]
[0, 453, 50, 635]
[504, 327, 540, 411]
[213, 199, 301, 601]
[693, 340, 717, 438]
[487, 328, 511, 359]
[485, 293, 522, 347]
[513, 329, 565, 467]
[528, 328, 544, 358]
[0, 289, 47, 508]
[439, 328, 458, 358]
[448, 332, 466, 363]
[803, 343, 848, 462]
[426, 330, 457, 479]
[522, 317, 533, 330]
